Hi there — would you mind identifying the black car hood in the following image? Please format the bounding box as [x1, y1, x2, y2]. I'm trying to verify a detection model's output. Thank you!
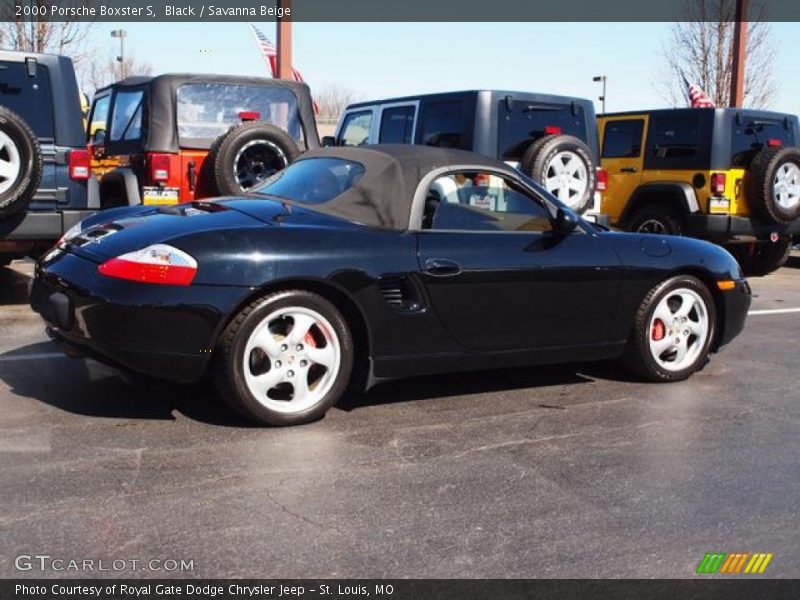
[66, 199, 359, 262]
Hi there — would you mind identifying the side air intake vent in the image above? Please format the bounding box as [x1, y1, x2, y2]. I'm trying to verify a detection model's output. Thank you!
[378, 276, 421, 311]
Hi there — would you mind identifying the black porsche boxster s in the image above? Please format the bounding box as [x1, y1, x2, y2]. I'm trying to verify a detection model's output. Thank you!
[31, 146, 751, 426]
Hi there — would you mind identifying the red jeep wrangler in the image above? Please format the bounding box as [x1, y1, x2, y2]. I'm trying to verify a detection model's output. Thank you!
[87, 74, 319, 207]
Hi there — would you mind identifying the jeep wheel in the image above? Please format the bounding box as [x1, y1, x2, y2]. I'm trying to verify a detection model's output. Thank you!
[0, 107, 43, 221]
[745, 146, 800, 224]
[521, 134, 596, 214]
[208, 122, 300, 196]
[728, 240, 792, 277]
[629, 205, 684, 236]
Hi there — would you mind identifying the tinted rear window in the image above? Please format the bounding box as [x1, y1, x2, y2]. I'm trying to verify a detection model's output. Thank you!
[731, 118, 796, 167]
[644, 112, 712, 169]
[602, 119, 644, 158]
[379, 105, 415, 144]
[499, 101, 587, 160]
[252, 158, 364, 205]
[176, 83, 302, 144]
[418, 100, 467, 149]
[0, 61, 54, 138]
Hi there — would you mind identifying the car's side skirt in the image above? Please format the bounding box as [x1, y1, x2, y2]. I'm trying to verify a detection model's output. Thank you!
[371, 341, 627, 379]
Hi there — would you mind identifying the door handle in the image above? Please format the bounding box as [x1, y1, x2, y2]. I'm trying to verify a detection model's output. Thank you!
[424, 258, 462, 276]
[620, 167, 638, 173]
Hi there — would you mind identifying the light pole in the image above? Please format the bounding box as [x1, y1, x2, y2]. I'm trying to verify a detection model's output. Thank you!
[593, 75, 607, 115]
[110, 29, 127, 79]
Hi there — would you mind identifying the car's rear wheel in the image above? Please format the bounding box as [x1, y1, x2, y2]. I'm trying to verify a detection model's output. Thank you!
[214, 290, 353, 426]
[520, 134, 596, 214]
[207, 122, 300, 196]
[728, 239, 792, 276]
[628, 205, 684, 236]
[0, 107, 42, 220]
[623, 275, 716, 382]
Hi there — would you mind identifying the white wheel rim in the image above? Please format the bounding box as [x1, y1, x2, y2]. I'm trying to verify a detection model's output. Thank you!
[233, 139, 287, 191]
[543, 151, 588, 208]
[243, 306, 341, 414]
[647, 288, 710, 372]
[0, 130, 22, 196]
[773, 162, 800, 210]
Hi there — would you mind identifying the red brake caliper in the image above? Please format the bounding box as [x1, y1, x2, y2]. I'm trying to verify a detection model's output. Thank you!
[304, 331, 317, 348]
[651, 319, 666, 341]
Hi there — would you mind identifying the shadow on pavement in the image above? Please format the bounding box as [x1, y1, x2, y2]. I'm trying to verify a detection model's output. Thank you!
[0, 263, 33, 306]
[1, 341, 640, 427]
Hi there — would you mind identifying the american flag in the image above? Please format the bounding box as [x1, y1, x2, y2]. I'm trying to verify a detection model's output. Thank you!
[682, 74, 715, 108]
[249, 23, 305, 82]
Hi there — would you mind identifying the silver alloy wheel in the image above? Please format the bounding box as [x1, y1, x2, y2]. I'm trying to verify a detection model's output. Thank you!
[243, 306, 341, 415]
[648, 288, 710, 372]
[637, 219, 669, 234]
[543, 150, 588, 207]
[0, 130, 22, 195]
[773, 162, 800, 211]
[233, 139, 288, 190]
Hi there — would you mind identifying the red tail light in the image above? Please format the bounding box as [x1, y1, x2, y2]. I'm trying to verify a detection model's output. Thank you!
[595, 167, 608, 192]
[711, 172, 726, 195]
[544, 126, 562, 135]
[98, 244, 197, 286]
[767, 139, 782, 147]
[69, 149, 90, 180]
[148, 153, 171, 183]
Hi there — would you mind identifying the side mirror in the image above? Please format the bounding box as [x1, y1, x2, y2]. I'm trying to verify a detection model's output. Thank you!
[555, 207, 579, 234]
[321, 135, 337, 147]
[91, 128, 106, 145]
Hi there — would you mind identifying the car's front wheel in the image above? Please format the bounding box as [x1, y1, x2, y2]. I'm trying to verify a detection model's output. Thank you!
[214, 290, 354, 426]
[622, 275, 716, 382]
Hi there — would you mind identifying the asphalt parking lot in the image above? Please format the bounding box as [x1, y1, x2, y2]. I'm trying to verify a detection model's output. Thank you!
[1, 257, 799, 579]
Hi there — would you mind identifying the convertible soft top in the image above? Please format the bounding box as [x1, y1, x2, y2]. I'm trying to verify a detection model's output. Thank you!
[294, 145, 518, 230]
[97, 74, 320, 152]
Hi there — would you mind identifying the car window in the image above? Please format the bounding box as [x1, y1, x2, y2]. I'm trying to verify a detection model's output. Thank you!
[498, 100, 587, 160]
[109, 90, 144, 142]
[0, 61, 54, 138]
[731, 118, 796, 167]
[418, 100, 466, 149]
[602, 119, 644, 158]
[424, 171, 553, 233]
[176, 83, 302, 143]
[88, 94, 111, 139]
[644, 111, 713, 170]
[379, 105, 415, 144]
[252, 158, 365, 204]
[338, 110, 372, 146]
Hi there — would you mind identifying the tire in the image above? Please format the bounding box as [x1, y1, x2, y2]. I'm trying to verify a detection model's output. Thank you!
[207, 122, 300, 196]
[728, 239, 792, 276]
[520, 134, 596, 214]
[0, 107, 43, 220]
[628, 205, 684, 236]
[213, 290, 354, 426]
[622, 275, 716, 382]
[745, 146, 800, 224]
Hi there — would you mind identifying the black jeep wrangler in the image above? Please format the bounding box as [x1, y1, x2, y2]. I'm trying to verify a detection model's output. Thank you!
[0, 50, 96, 264]
[328, 90, 602, 215]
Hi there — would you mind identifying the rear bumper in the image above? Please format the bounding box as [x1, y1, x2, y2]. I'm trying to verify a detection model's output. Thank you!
[0, 210, 97, 241]
[29, 249, 250, 383]
[685, 214, 800, 241]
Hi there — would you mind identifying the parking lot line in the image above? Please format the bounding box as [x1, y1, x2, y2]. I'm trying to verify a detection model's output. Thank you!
[747, 308, 800, 316]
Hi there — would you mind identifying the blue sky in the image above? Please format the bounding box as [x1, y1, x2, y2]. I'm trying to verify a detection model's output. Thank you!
[89, 22, 799, 114]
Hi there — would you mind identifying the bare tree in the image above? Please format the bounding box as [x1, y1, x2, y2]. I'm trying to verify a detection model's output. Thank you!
[83, 53, 154, 93]
[0, 9, 94, 68]
[314, 84, 363, 124]
[658, 0, 775, 108]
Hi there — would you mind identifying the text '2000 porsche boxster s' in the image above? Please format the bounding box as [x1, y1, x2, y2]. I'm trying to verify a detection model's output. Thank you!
[31, 145, 751, 426]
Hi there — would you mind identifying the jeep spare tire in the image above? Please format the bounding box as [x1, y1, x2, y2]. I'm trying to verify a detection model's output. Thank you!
[0, 107, 43, 220]
[745, 145, 800, 224]
[521, 134, 596, 214]
[207, 122, 300, 196]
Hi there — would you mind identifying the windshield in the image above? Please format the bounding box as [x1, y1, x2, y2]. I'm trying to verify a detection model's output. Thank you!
[251, 158, 365, 205]
[176, 83, 302, 143]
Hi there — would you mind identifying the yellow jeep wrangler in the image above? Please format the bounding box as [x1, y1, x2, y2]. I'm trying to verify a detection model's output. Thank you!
[598, 108, 800, 275]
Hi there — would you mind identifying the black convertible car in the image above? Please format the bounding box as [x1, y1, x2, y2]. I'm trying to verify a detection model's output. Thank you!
[31, 146, 751, 426]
